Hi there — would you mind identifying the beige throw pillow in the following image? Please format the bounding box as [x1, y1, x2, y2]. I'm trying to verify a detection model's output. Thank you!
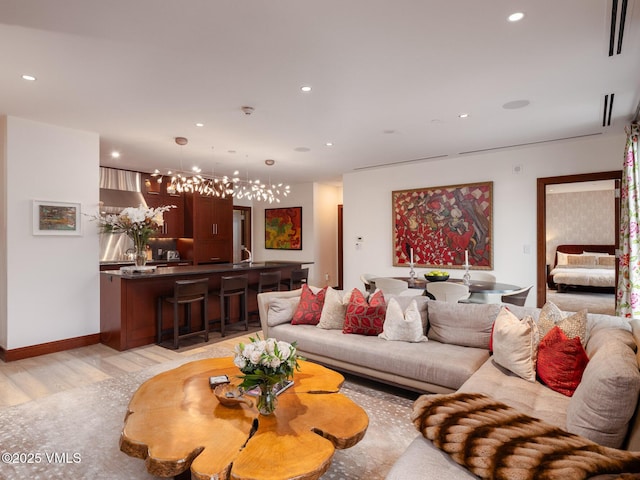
[537, 301, 587, 347]
[492, 307, 539, 382]
[567, 254, 597, 267]
[266, 297, 300, 327]
[317, 287, 351, 330]
[379, 298, 427, 342]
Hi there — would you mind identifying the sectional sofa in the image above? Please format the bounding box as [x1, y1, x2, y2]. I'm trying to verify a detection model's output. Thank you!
[257, 286, 640, 478]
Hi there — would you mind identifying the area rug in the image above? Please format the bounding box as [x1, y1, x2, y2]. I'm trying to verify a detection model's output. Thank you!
[0, 344, 417, 480]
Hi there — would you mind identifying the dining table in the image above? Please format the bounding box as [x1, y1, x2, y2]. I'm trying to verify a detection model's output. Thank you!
[396, 277, 522, 299]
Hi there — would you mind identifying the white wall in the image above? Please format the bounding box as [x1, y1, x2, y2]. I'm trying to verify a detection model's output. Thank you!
[251, 182, 342, 287]
[343, 132, 626, 305]
[1, 116, 99, 350]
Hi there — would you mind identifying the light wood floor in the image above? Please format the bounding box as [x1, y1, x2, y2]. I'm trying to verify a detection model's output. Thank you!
[0, 331, 258, 409]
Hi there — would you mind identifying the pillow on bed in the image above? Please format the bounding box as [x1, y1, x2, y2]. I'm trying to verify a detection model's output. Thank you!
[567, 254, 597, 267]
[597, 256, 616, 267]
[556, 251, 569, 266]
[583, 251, 611, 256]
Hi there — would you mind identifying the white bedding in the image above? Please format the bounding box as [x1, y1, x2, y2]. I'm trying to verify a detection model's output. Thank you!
[550, 266, 615, 288]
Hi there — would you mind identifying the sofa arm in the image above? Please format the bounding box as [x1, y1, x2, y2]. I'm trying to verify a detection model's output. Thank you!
[257, 289, 303, 337]
[624, 319, 640, 450]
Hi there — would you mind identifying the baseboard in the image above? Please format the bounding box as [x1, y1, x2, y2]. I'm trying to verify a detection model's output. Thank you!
[0, 333, 101, 362]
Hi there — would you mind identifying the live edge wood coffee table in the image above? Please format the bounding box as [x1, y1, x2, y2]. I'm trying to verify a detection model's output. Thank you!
[120, 357, 369, 480]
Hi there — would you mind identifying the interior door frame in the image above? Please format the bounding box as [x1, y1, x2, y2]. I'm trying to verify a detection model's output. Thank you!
[536, 170, 621, 307]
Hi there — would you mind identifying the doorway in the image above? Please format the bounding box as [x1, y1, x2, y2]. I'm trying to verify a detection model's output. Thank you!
[536, 170, 621, 308]
[232, 206, 252, 263]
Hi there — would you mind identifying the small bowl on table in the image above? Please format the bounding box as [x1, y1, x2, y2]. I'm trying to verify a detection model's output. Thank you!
[214, 384, 253, 408]
[424, 273, 449, 282]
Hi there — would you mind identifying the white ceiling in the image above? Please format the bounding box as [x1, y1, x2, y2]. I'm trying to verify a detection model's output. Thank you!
[1, 0, 639, 187]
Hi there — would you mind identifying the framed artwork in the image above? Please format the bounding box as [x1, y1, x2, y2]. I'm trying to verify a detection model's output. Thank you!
[33, 200, 82, 236]
[392, 182, 493, 268]
[265, 207, 302, 250]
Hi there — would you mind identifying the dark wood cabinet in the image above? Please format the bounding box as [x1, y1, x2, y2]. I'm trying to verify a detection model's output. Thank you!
[141, 174, 184, 238]
[184, 194, 233, 264]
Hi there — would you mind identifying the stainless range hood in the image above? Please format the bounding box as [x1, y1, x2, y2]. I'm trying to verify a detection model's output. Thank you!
[99, 167, 147, 214]
[99, 167, 148, 262]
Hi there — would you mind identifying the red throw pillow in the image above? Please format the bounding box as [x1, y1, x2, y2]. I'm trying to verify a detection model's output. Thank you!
[536, 326, 589, 397]
[343, 289, 386, 335]
[291, 285, 327, 325]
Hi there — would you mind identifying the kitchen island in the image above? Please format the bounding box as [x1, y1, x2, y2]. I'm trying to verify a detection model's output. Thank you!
[100, 261, 309, 351]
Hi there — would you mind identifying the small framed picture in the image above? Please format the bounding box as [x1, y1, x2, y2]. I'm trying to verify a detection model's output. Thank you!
[32, 200, 82, 236]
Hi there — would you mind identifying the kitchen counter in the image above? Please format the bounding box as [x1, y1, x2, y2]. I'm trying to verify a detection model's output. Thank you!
[101, 261, 309, 277]
[100, 261, 311, 351]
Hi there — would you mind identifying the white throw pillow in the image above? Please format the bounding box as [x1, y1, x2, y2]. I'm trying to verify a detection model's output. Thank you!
[317, 287, 351, 330]
[379, 298, 427, 342]
[556, 251, 569, 265]
[267, 297, 300, 327]
[492, 307, 539, 382]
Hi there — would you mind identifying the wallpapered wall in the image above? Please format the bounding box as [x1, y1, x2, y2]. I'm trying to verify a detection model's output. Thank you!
[546, 190, 615, 265]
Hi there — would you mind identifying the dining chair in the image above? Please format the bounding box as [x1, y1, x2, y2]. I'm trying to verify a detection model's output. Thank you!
[501, 285, 533, 307]
[374, 277, 409, 296]
[426, 282, 470, 303]
[463, 272, 497, 303]
[360, 273, 378, 292]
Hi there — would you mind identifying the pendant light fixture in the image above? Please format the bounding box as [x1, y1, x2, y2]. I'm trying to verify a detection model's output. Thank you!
[152, 137, 290, 203]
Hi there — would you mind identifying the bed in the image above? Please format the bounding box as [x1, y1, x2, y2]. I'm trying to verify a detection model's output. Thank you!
[547, 244, 616, 293]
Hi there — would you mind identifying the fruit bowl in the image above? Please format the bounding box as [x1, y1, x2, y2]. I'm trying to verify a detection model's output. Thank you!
[424, 272, 449, 282]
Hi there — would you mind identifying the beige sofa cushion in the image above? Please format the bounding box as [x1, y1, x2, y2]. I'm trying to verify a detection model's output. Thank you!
[270, 323, 489, 391]
[566, 337, 640, 448]
[459, 358, 570, 429]
[427, 301, 499, 348]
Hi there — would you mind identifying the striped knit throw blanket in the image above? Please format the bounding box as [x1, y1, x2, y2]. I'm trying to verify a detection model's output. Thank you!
[411, 392, 640, 480]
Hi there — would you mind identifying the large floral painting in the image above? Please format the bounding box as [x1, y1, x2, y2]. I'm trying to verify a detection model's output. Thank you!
[392, 182, 493, 268]
[265, 207, 302, 250]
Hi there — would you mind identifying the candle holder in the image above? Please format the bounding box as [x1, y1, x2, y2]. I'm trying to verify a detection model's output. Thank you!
[408, 262, 416, 284]
[463, 264, 471, 286]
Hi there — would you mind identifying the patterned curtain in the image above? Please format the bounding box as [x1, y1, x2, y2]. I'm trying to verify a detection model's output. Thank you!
[616, 123, 640, 318]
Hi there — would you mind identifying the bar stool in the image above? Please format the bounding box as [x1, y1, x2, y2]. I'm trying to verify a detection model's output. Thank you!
[215, 275, 249, 337]
[256, 271, 282, 293]
[249, 271, 282, 325]
[156, 278, 209, 349]
[281, 268, 309, 290]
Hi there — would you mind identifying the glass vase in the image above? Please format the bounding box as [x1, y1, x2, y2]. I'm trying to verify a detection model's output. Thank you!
[256, 383, 277, 415]
[134, 242, 147, 267]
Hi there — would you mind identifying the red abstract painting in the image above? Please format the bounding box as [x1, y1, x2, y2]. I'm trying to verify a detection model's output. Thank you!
[392, 182, 493, 268]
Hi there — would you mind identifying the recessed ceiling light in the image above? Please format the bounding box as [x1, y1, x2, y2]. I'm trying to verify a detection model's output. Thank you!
[111, 151, 121, 159]
[300, 85, 312, 92]
[195, 123, 204, 127]
[458, 113, 469, 118]
[325, 142, 333, 147]
[21, 74, 36, 81]
[265, 159, 275, 166]
[508, 12, 525, 22]
[503, 99, 530, 110]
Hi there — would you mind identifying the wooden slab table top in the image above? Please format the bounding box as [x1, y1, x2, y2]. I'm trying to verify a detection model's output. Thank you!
[120, 357, 369, 480]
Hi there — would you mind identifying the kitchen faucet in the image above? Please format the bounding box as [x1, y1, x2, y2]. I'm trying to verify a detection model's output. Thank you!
[241, 247, 253, 264]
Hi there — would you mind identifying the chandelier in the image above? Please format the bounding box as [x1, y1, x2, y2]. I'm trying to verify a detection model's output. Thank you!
[152, 137, 291, 203]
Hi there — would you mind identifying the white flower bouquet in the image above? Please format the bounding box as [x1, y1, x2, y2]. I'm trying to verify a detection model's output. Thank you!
[96, 204, 175, 241]
[234, 335, 302, 392]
